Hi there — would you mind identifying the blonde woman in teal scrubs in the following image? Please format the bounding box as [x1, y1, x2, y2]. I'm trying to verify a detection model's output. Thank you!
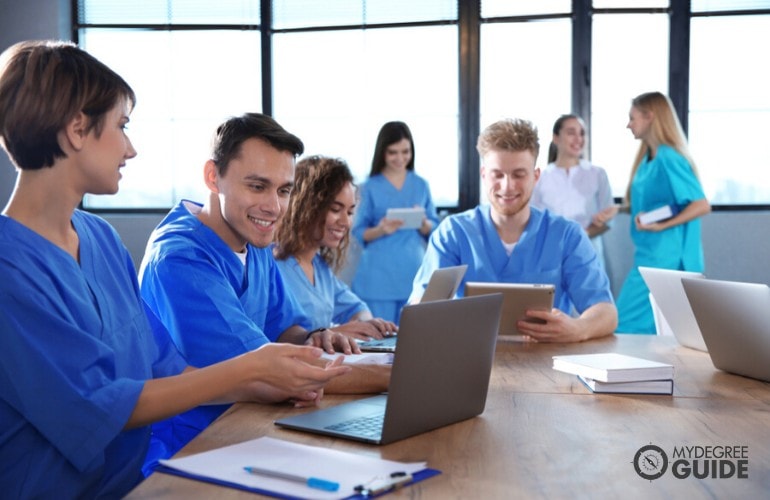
[616, 92, 711, 333]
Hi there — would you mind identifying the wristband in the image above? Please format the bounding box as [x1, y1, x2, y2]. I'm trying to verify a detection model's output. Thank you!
[305, 327, 326, 341]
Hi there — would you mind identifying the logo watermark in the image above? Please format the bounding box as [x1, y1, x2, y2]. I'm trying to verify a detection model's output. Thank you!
[633, 443, 749, 481]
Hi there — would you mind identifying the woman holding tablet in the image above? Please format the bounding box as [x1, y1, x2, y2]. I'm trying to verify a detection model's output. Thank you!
[351, 121, 439, 323]
[274, 155, 397, 339]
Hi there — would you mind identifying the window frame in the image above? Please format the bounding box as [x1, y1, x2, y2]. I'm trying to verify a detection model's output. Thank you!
[72, 0, 770, 214]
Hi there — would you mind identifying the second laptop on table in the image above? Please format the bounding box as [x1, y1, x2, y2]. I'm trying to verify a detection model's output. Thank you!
[357, 265, 468, 352]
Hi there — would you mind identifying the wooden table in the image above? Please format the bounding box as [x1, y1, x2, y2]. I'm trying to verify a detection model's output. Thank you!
[127, 335, 770, 499]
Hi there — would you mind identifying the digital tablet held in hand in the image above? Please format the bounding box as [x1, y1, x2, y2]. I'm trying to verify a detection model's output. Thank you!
[386, 207, 425, 230]
[464, 282, 555, 337]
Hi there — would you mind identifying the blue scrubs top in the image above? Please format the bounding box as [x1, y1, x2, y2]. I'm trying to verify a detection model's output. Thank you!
[351, 172, 439, 303]
[139, 201, 309, 467]
[275, 254, 369, 330]
[616, 145, 707, 333]
[409, 205, 614, 314]
[0, 211, 186, 498]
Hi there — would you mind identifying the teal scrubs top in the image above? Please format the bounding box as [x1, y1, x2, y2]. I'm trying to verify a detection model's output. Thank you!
[616, 145, 707, 333]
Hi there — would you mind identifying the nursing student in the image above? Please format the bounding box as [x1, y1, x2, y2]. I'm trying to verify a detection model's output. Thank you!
[615, 91, 711, 333]
[0, 40, 349, 498]
[531, 114, 618, 264]
[351, 121, 439, 323]
[273, 155, 398, 339]
[410, 118, 617, 342]
[138, 114, 390, 473]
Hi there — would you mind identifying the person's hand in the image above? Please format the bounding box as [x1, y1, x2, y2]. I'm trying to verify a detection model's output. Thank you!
[634, 214, 665, 232]
[515, 308, 587, 343]
[332, 318, 398, 340]
[237, 343, 352, 399]
[378, 217, 404, 235]
[305, 327, 362, 355]
[240, 353, 347, 407]
[593, 205, 619, 226]
[291, 356, 345, 408]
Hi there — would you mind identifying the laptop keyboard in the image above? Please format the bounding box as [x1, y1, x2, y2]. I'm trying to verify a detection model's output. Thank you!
[357, 336, 397, 348]
[325, 413, 384, 438]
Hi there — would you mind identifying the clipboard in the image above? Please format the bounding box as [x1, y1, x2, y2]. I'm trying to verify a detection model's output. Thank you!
[153, 436, 440, 499]
[154, 464, 441, 499]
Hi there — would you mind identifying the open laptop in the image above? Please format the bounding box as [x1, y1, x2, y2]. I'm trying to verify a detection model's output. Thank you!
[464, 282, 555, 338]
[275, 293, 503, 444]
[357, 265, 468, 352]
[682, 278, 770, 382]
[639, 266, 708, 351]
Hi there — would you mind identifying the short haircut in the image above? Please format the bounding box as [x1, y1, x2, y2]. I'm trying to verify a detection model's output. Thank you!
[369, 121, 415, 176]
[274, 155, 355, 272]
[210, 113, 304, 176]
[476, 118, 540, 161]
[0, 40, 136, 170]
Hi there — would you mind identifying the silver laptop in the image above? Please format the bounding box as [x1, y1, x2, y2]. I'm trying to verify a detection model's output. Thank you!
[682, 278, 770, 382]
[357, 265, 468, 352]
[464, 282, 555, 337]
[639, 266, 708, 351]
[275, 293, 503, 444]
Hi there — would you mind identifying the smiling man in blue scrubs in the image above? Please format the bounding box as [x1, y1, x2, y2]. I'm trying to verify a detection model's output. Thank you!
[410, 118, 617, 342]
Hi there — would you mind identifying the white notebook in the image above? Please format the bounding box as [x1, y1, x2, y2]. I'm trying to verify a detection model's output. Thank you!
[552, 353, 674, 383]
[578, 375, 673, 395]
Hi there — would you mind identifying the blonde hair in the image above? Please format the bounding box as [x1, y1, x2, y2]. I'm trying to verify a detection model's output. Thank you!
[477, 118, 540, 160]
[625, 92, 699, 203]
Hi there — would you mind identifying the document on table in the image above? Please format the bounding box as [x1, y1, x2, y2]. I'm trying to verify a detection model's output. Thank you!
[320, 352, 394, 365]
[157, 436, 434, 499]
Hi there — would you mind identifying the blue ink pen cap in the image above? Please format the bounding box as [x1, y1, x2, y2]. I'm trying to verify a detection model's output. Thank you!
[307, 477, 340, 492]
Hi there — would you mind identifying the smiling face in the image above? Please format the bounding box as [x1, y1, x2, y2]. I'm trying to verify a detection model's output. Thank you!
[481, 148, 539, 218]
[383, 138, 412, 174]
[553, 117, 585, 161]
[204, 137, 295, 252]
[316, 181, 356, 250]
[76, 99, 137, 195]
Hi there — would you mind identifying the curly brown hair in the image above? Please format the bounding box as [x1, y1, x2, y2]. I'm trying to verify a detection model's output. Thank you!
[273, 155, 355, 272]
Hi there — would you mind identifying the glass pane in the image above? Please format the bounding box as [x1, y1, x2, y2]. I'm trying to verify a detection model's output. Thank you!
[692, 0, 770, 12]
[591, 13, 669, 198]
[79, 0, 260, 25]
[480, 19, 572, 171]
[481, 0, 571, 18]
[690, 15, 770, 204]
[592, 1, 669, 7]
[81, 29, 261, 209]
[272, 0, 457, 30]
[273, 26, 459, 207]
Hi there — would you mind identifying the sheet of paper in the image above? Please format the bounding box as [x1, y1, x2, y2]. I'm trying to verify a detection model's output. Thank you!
[320, 352, 394, 365]
[159, 436, 426, 499]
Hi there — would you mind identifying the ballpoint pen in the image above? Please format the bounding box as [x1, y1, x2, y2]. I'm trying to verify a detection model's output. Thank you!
[354, 471, 413, 497]
[243, 466, 340, 492]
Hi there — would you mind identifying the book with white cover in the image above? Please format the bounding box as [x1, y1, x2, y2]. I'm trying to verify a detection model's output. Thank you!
[638, 205, 678, 225]
[552, 353, 674, 383]
[578, 375, 673, 395]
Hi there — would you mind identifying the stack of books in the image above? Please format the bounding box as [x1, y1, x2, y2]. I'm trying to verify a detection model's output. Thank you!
[552, 353, 674, 395]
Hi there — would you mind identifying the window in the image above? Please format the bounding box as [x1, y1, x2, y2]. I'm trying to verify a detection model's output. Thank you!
[273, 25, 458, 206]
[590, 13, 669, 197]
[479, 18, 572, 169]
[78, 0, 262, 209]
[74, 1, 770, 210]
[689, 14, 770, 204]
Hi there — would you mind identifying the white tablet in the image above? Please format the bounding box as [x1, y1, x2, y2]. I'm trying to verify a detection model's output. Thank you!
[386, 207, 425, 230]
[464, 282, 555, 337]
